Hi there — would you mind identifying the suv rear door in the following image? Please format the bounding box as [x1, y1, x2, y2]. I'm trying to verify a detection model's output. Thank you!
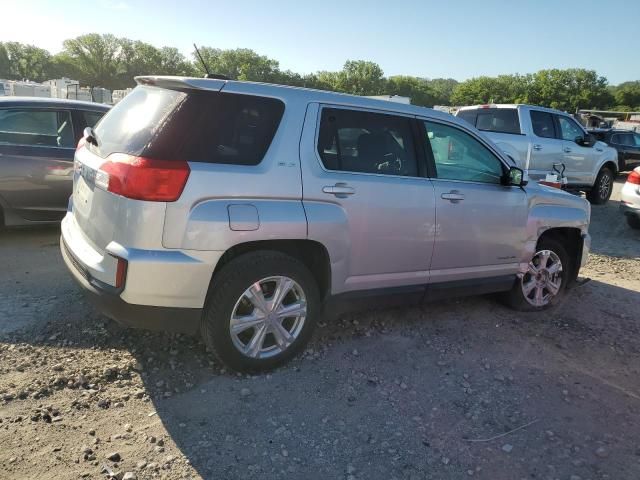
[300, 104, 436, 294]
[0, 106, 75, 221]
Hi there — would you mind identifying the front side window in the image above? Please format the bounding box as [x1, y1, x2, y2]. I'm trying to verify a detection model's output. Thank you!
[317, 108, 418, 177]
[424, 121, 505, 184]
[530, 110, 556, 139]
[557, 116, 585, 142]
[0, 109, 74, 148]
[633, 133, 640, 147]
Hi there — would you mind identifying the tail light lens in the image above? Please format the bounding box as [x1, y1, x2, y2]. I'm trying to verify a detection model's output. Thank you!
[627, 170, 640, 185]
[96, 154, 190, 202]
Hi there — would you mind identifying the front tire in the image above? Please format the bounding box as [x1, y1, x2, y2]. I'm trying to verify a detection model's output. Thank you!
[586, 167, 614, 204]
[201, 251, 320, 373]
[502, 237, 570, 312]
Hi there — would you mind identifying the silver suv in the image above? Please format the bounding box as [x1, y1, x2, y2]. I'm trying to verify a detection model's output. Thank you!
[61, 76, 591, 372]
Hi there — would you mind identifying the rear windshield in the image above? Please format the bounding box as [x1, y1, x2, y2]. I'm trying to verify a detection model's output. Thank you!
[91, 86, 285, 165]
[457, 108, 521, 135]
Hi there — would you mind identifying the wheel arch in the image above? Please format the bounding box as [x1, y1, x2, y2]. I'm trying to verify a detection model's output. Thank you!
[209, 239, 332, 301]
[537, 227, 583, 284]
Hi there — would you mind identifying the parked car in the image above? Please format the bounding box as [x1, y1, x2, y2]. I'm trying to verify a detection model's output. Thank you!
[588, 128, 640, 172]
[456, 105, 619, 204]
[0, 97, 110, 226]
[621, 167, 640, 229]
[61, 77, 591, 372]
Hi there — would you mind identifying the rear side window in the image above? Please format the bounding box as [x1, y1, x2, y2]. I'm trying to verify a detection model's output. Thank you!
[457, 108, 520, 134]
[530, 111, 556, 139]
[317, 108, 418, 177]
[82, 111, 105, 129]
[92, 86, 284, 166]
[0, 109, 74, 148]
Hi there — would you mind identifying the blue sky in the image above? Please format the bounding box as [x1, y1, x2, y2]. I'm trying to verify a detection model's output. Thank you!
[4, 0, 639, 84]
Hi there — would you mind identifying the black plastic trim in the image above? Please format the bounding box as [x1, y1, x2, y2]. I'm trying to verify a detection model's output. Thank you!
[60, 236, 201, 335]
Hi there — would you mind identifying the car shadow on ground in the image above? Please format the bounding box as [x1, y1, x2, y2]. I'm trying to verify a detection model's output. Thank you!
[3, 276, 639, 479]
[124, 279, 640, 479]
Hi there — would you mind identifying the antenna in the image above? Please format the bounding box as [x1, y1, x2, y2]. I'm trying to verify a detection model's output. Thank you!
[193, 43, 229, 80]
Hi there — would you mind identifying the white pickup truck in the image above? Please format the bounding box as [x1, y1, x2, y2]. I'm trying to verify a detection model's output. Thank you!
[456, 104, 619, 204]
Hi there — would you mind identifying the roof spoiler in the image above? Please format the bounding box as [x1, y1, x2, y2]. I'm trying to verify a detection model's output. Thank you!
[134, 76, 227, 92]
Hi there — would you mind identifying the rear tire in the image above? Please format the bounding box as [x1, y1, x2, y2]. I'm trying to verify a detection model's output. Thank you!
[627, 215, 640, 230]
[586, 167, 614, 204]
[201, 251, 320, 373]
[501, 237, 570, 312]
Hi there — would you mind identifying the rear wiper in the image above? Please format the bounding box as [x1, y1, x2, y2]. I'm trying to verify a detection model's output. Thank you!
[83, 126, 99, 147]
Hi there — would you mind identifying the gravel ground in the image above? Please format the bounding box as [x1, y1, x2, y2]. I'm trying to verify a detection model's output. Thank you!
[1, 177, 639, 480]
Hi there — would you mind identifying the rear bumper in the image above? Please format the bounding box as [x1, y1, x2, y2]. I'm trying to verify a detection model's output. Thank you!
[61, 235, 201, 334]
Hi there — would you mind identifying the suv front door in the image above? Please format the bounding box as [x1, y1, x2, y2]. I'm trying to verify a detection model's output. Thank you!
[556, 114, 597, 185]
[300, 104, 436, 294]
[421, 119, 528, 284]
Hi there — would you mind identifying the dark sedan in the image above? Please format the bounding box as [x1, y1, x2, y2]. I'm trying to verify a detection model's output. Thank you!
[589, 128, 640, 172]
[0, 97, 110, 226]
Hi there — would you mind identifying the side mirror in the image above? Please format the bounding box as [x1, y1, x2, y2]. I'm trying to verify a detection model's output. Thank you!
[505, 166, 527, 187]
[576, 134, 593, 147]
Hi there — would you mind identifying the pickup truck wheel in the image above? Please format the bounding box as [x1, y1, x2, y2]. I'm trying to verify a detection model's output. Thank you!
[201, 251, 320, 373]
[586, 167, 613, 204]
[627, 215, 640, 230]
[502, 238, 569, 312]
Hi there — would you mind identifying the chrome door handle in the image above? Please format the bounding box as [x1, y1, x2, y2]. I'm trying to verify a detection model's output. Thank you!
[563, 147, 572, 153]
[533, 144, 542, 151]
[322, 183, 355, 197]
[441, 191, 465, 203]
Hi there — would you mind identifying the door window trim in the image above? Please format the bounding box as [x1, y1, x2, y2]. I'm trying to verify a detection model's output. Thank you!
[314, 104, 429, 180]
[529, 109, 558, 140]
[0, 106, 76, 150]
[417, 117, 510, 185]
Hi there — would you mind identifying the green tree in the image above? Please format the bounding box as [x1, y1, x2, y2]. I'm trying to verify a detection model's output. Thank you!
[334, 60, 386, 95]
[527, 69, 612, 111]
[159, 47, 195, 76]
[193, 47, 281, 82]
[611, 81, 640, 110]
[425, 78, 458, 105]
[61, 34, 122, 89]
[0, 42, 52, 81]
[386, 76, 435, 106]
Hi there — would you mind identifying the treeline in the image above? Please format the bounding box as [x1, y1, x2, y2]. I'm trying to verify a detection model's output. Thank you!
[1, 34, 639, 112]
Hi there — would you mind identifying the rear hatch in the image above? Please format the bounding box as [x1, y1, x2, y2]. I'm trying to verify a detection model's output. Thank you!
[72, 83, 219, 252]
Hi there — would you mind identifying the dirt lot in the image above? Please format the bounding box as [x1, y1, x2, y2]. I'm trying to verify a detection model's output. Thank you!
[1, 177, 639, 480]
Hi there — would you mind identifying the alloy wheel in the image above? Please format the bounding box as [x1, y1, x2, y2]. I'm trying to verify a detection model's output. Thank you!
[598, 172, 612, 200]
[521, 249, 563, 307]
[229, 276, 307, 359]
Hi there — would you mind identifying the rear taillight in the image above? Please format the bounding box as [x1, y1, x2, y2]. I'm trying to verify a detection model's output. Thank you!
[96, 154, 190, 202]
[627, 170, 640, 185]
[109, 254, 128, 289]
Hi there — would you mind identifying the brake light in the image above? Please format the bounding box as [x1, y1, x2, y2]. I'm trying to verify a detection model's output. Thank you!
[96, 153, 190, 202]
[627, 170, 640, 185]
